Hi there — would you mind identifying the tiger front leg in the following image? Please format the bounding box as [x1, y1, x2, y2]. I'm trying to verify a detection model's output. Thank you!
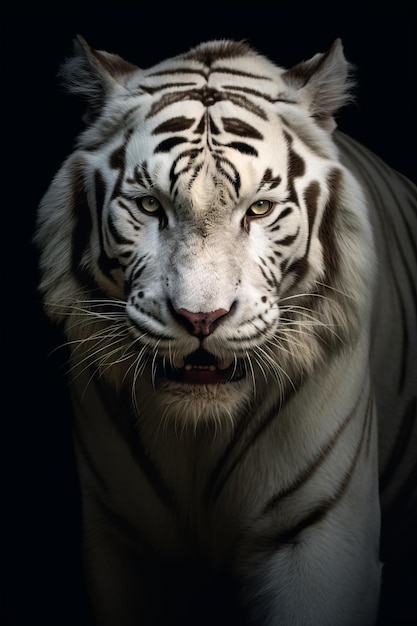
[236, 483, 382, 625]
[82, 523, 199, 626]
[81, 519, 156, 626]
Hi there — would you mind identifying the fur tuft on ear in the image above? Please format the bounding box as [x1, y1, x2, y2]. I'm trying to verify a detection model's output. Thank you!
[58, 35, 138, 120]
[283, 39, 355, 129]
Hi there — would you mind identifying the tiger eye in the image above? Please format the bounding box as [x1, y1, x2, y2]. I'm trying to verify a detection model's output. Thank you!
[247, 200, 273, 217]
[139, 196, 161, 214]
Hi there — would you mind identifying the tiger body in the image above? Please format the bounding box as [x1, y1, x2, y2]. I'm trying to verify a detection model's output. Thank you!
[35, 38, 416, 625]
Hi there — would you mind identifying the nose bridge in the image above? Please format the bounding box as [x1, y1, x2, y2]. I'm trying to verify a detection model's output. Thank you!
[168, 229, 236, 312]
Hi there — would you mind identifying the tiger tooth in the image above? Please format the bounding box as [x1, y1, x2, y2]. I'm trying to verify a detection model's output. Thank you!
[173, 357, 185, 369]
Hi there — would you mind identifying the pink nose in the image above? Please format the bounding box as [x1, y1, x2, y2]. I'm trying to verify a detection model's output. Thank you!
[175, 308, 229, 336]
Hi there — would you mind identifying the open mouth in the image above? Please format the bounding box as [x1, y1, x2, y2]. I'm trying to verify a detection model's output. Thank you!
[157, 348, 245, 385]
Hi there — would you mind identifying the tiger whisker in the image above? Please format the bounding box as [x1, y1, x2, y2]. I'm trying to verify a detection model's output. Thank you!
[131, 353, 145, 417]
[244, 351, 257, 399]
[65, 335, 131, 383]
[64, 323, 129, 348]
[281, 323, 344, 345]
[121, 338, 150, 386]
[315, 280, 354, 300]
[150, 340, 162, 389]
[254, 343, 297, 393]
[251, 351, 269, 384]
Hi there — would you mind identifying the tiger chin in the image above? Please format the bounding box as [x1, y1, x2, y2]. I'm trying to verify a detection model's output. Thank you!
[141, 376, 252, 434]
[35, 34, 416, 626]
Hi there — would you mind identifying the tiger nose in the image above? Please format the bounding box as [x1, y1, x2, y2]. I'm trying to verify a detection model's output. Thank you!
[175, 308, 229, 336]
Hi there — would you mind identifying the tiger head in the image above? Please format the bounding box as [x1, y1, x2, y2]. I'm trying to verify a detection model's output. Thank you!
[35, 37, 374, 427]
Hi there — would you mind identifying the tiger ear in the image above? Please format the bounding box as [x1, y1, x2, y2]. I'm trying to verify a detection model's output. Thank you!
[282, 39, 355, 130]
[59, 35, 138, 120]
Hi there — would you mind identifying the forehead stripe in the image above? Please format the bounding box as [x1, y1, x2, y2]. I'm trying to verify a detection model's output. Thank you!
[210, 66, 273, 81]
[140, 81, 198, 95]
[146, 67, 209, 78]
[222, 117, 263, 139]
[154, 136, 189, 154]
[225, 141, 258, 157]
[152, 116, 195, 134]
[146, 86, 268, 120]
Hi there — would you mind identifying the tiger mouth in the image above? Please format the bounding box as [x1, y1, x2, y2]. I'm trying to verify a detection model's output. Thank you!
[157, 348, 245, 385]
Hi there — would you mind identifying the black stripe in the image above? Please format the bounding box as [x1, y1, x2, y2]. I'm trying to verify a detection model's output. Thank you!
[139, 81, 197, 95]
[284, 135, 305, 207]
[342, 137, 417, 318]
[269, 206, 293, 232]
[127, 254, 150, 291]
[152, 116, 195, 134]
[109, 130, 132, 198]
[379, 396, 417, 492]
[146, 88, 217, 119]
[258, 168, 282, 193]
[258, 258, 279, 290]
[146, 67, 208, 78]
[213, 67, 272, 81]
[225, 92, 268, 120]
[318, 169, 342, 284]
[70, 159, 95, 289]
[265, 393, 373, 550]
[218, 156, 241, 196]
[134, 162, 153, 189]
[117, 197, 143, 229]
[154, 136, 189, 154]
[222, 84, 281, 104]
[107, 213, 134, 246]
[225, 141, 258, 156]
[205, 387, 297, 507]
[303, 180, 320, 254]
[98, 378, 177, 513]
[274, 231, 299, 246]
[260, 383, 368, 518]
[146, 85, 269, 121]
[284, 180, 320, 285]
[95, 170, 120, 278]
[221, 117, 263, 139]
[168, 147, 204, 194]
[341, 136, 416, 393]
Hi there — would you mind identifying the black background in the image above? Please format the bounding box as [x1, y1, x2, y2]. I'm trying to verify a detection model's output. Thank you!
[5, 6, 416, 625]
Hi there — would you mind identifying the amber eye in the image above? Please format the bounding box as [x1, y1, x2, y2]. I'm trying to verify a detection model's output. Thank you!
[246, 200, 273, 218]
[137, 196, 162, 215]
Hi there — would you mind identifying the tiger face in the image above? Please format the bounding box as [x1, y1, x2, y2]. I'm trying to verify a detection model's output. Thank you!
[36, 38, 372, 425]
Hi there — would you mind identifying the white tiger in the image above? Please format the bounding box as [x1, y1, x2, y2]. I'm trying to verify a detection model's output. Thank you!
[34, 36, 417, 625]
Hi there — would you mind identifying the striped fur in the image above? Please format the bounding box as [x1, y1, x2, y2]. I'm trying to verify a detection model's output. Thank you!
[34, 37, 416, 625]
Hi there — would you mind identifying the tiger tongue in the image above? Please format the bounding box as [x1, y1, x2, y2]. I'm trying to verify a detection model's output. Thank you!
[183, 367, 227, 385]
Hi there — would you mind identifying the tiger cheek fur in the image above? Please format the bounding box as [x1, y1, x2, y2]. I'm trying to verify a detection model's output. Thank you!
[34, 36, 416, 626]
